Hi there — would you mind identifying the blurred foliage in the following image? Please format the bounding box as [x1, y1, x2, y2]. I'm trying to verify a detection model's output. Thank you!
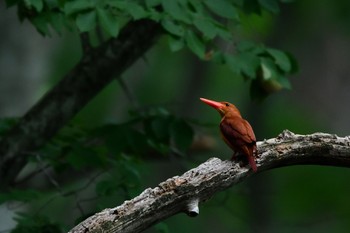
[2, 0, 350, 233]
[11, 213, 61, 233]
[6, 0, 297, 98]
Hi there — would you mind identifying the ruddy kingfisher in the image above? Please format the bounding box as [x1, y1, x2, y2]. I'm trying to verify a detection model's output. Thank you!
[200, 98, 258, 172]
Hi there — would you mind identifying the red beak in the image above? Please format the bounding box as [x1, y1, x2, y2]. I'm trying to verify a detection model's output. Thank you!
[200, 98, 223, 109]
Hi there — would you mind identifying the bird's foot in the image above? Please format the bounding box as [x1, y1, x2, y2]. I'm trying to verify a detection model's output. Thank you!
[230, 152, 249, 168]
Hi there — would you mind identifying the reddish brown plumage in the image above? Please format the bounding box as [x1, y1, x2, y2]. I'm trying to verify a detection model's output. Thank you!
[200, 98, 258, 172]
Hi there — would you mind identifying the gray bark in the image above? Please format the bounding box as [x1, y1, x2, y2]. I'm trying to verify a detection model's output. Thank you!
[69, 130, 350, 233]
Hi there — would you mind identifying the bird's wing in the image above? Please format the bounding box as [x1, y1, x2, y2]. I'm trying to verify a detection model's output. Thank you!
[220, 117, 256, 146]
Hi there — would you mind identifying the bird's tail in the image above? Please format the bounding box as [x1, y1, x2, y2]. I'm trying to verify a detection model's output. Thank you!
[248, 153, 257, 172]
[246, 144, 257, 172]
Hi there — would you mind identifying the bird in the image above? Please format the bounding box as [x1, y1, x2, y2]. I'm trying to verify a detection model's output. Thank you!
[200, 97, 258, 172]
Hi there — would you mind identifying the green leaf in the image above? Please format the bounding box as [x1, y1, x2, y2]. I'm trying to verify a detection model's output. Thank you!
[278, 76, 292, 89]
[266, 48, 291, 72]
[170, 119, 194, 153]
[161, 18, 185, 36]
[150, 117, 171, 141]
[95, 124, 128, 156]
[64, 0, 94, 15]
[125, 2, 148, 19]
[204, 0, 239, 20]
[0, 189, 42, 204]
[126, 129, 149, 155]
[237, 41, 265, 54]
[146, 0, 161, 8]
[225, 53, 260, 78]
[167, 35, 184, 52]
[31, 14, 51, 36]
[260, 57, 278, 80]
[76, 10, 96, 32]
[96, 179, 120, 196]
[109, 1, 147, 19]
[258, 0, 280, 13]
[28, 0, 43, 12]
[66, 146, 105, 169]
[161, 0, 191, 23]
[193, 16, 218, 39]
[12, 214, 61, 233]
[97, 8, 119, 37]
[49, 12, 65, 34]
[185, 30, 205, 58]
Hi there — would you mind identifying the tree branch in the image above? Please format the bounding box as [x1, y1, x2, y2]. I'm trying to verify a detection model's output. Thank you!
[68, 130, 350, 233]
[0, 19, 162, 190]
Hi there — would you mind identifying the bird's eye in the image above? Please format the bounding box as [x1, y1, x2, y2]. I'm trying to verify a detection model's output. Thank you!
[225, 103, 230, 107]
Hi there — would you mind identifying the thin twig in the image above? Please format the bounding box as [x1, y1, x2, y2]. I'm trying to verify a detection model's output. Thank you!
[35, 154, 62, 193]
[116, 76, 139, 109]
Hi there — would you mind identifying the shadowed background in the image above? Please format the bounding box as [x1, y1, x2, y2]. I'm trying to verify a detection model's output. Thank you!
[1, 1, 350, 232]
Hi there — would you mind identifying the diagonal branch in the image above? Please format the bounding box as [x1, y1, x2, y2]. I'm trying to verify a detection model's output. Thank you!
[68, 130, 350, 233]
[0, 19, 162, 190]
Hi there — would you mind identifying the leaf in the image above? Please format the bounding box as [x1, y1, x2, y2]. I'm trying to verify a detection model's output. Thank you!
[64, 0, 94, 15]
[237, 41, 265, 54]
[125, 2, 148, 19]
[266, 48, 291, 72]
[109, 1, 147, 19]
[126, 129, 149, 155]
[96, 179, 120, 196]
[161, 0, 191, 23]
[167, 35, 184, 52]
[278, 76, 292, 89]
[49, 12, 65, 34]
[66, 146, 105, 169]
[146, 0, 161, 8]
[185, 30, 205, 58]
[161, 18, 185, 36]
[31, 14, 51, 36]
[0, 189, 42, 204]
[97, 8, 119, 37]
[225, 53, 260, 78]
[28, 0, 43, 12]
[258, 0, 280, 14]
[12, 214, 61, 233]
[204, 0, 239, 20]
[193, 16, 218, 39]
[96, 124, 128, 156]
[170, 119, 194, 153]
[76, 10, 96, 32]
[260, 57, 278, 80]
[150, 117, 171, 141]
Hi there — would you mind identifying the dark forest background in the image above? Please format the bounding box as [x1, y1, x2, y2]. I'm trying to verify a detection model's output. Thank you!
[1, 1, 350, 232]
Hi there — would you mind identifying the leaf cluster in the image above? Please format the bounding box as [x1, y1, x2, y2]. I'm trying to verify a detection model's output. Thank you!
[0, 108, 194, 232]
[6, 0, 297, 97]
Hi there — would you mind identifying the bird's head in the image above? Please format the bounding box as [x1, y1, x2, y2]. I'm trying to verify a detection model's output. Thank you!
[200, 98, 241, 118]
